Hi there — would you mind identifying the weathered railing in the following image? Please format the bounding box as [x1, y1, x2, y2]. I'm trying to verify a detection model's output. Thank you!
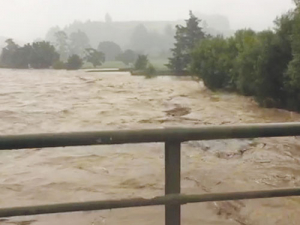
[1, 123, 300, 225]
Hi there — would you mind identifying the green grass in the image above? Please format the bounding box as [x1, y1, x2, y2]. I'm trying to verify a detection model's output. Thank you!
[83, 58, 192, 77]
[99, 61, 129, 68]
[148, 58, 169, 71]
[83, 59, 169, 70]
[82, 61, 129, 69]
[83, 59, 172, 76]
[87, 68, 131, 73]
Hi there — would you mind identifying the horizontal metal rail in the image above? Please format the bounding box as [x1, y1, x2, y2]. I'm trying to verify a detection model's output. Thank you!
[1, 123, 300, 150]
[0, 188, 299, 218]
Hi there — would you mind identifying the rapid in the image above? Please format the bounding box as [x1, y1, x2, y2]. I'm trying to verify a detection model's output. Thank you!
[1, 69, 300, 225]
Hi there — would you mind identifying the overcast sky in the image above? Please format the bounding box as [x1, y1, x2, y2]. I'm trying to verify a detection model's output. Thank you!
[0, 0, 295, 42]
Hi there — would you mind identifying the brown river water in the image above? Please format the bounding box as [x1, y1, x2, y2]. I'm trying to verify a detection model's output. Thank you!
[1, 69, 300, 225]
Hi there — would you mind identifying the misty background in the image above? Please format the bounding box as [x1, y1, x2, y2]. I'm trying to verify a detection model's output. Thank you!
[0, 0, 295, 56]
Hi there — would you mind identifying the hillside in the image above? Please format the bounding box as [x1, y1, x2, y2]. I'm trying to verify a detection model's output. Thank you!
[45, 13, 234, 56]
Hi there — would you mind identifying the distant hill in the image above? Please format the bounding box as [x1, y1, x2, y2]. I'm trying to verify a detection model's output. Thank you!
[46, 20, 178, 48]
[45, 13, 234, 57]
[45, 21, 177, 57]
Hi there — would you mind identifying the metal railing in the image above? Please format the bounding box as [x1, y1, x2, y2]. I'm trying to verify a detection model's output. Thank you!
[1, 122, 300, 225]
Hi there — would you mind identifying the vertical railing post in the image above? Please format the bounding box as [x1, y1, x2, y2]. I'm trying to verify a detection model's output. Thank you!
[165, 141, 181, 225]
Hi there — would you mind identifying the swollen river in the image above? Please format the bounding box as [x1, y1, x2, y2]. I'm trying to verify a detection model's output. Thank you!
[1, 69, 300, 225]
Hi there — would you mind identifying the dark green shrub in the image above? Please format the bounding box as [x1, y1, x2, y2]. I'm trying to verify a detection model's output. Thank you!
[52, 60, 66, 69]
[66, 54, 83, 70]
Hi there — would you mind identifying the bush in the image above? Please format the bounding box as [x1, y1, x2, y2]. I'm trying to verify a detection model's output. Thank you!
[145, 64, 156, 75]
[66, 54, 83, 70]
[134, 55, 148, 70]
[97, 41, 122, 61]
[284, 8, 300, 111]
[116, 49, 137, 65]
[0, 40, 59, 69]
[168, 11, 206, 74]
[190, 18, 294, 110]
[29, 42, 59, 69]
[85, 48, 105, 68]
[191, 36, 234, 90]
[144, 64, 157, 78]
[52, 60, 66, 69]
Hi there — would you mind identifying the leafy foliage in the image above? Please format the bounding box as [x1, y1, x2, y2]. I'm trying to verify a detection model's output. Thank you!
[97, 41, 122, 61]
[191, 7, 297, 110]
[0, 40, 59, 69]
[116, 50, 137, 65]
[66, 54, 83, 70]
[285, 6, 300, 111]
[54, 31, 69, 61]
[191, 36, 234, 90]
[85, 48, 105, 67]
[0, 39, 20, 68]
[30, 42, 59, 69]
[145, 64, 156, 76]
[52, 60, 66, 70]
[69, 30, 90, 57]
[168, 11, 206, 74]
[134, 55, 148, 70]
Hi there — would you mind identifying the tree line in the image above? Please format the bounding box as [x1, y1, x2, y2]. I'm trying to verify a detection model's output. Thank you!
[168, 2, 300, 112]
[0, 32, 141, 70]
[0, 38, 88, 70]
[51, 30, 140, 67]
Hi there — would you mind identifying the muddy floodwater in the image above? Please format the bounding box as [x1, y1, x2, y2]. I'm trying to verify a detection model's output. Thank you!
[1, 69, 300, 225]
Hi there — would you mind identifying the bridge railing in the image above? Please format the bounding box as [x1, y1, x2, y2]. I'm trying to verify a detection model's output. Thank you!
[1, 123, 300, 225]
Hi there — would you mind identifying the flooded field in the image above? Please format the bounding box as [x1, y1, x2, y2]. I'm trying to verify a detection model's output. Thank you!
[1, 69, 300, 225]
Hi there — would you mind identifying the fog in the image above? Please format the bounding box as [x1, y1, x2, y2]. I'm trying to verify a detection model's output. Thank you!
[0, 0, 294, 42]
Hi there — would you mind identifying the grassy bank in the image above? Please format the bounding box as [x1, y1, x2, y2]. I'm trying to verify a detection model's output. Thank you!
[83, 58, 168, 69]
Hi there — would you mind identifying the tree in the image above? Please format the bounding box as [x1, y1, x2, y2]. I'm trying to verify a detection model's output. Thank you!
[1, 40, 59, 69]
[0, 39, 19, 67]
[167, 11, 206, 74]
[285, 4, 300, 110]
[129, 24, 151, 51]
[116, 49, 137, 65]
[185, 2, 300, 112]
[29, 41, 59, 69]
[252, 31, 289, 107]
[190, 13, 295, 109]
[66, 54, 83, 70]
[97, 41, 122, 61]
[145, 63, 156, 76]
[85, 48, 105, 67]
[52, 60, 66, 70]
[12, 44, 32, 68]
[134, 54, 148, 70]
[191, 36, 233, 90]
[233, 29, 259, 95]
[45, 26, 60, 43]
[69, 30, 90, 57]
[54, 31, 69, 61]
